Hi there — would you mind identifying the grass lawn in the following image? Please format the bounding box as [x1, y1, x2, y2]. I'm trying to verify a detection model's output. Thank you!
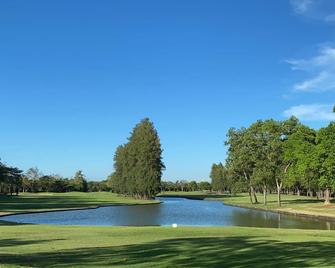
[0, 192, 159, 216]
[1, 192, 335, 267]
[160, 191, 335, 219]
[1, 225, 335, 267]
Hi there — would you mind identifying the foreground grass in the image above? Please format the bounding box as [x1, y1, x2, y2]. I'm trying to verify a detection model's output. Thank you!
[0, 192, 159, 216]
[1, 192, 335, 267]
[160, 191, 335, 219]
[1, 225, 335, 267]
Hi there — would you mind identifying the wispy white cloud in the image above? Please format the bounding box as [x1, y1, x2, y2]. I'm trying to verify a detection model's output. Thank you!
[283, 104, 335, 121]
[290, 0, 335, 23]
[290, 0, 335, 22]
[325, 13, 335, 21]
[293, 71, 335, 91]
[287, 46, 335, 92]
[285, 1, 335, 122]
[287, 47, 335, 71]
[291, 0, 313, 14]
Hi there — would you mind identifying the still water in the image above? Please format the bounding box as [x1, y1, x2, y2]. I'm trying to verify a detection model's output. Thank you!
[2, 197, 335, 229]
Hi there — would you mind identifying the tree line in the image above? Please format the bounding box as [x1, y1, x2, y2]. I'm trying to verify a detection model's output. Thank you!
[161, 180, 211, 192]
[0, 165, 109, 194]
[210, 115, 335, 206]
[107, 118, 165, 199]
[22, 168, 90, 193]
[1, 118, 164, 198]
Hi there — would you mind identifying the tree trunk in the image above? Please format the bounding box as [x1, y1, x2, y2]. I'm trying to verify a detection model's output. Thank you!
[324, 188, 331, 205]
[307, 188, 311, 197]
[275, 179, 282, 207]
[296, 187, 300, 196]
[248, 188, 253, 204]
[263, 184, 267, 205]
[277, 163, 289, 207]
[244, 171, 254, 204]
[250, 186, 258, 203]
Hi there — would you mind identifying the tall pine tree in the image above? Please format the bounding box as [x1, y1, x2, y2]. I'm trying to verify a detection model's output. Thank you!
[110, 118, 165, 199]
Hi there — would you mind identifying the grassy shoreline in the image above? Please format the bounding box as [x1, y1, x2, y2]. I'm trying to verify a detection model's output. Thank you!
[1, 192, 335, 267]
[0, 192, 160, 217]
[2, 191, 335, 221]
[159, 191, 335, 221]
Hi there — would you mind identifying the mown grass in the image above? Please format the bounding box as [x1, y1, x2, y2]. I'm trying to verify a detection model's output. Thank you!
[160, 191, 335, 218]
[0, 192, 159, 216]
[1, 192, 335, 267]
[1, 225, 335, 267]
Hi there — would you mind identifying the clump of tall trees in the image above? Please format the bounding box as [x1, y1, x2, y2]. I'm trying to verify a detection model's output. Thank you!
[0, 161, 23, 195]
[210, 163, 227, 193]
[108, 118, 165, 199]
[210, 115, 335, 206]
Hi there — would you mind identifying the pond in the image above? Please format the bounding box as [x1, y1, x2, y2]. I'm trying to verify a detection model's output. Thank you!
[2, 197, 335, 229]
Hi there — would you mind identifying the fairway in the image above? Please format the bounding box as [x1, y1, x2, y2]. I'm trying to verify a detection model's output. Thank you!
[1, 225, 335, 267]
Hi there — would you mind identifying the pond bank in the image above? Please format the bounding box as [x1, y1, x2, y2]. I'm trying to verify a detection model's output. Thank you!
[3, 195, 334, 229]
[0, 201, 161, 218]
[159, 192, 335, 222]
[223, 201, 335, 223]
[0, 192, 160, 218]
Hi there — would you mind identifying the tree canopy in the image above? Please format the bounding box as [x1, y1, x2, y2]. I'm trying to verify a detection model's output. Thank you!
[108, 118, 165, 199]
[213, 113, 335, 205]
[0, 161, 22, 195]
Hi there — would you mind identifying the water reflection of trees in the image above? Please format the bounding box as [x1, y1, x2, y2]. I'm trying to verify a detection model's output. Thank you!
[230, 209, 335, 230]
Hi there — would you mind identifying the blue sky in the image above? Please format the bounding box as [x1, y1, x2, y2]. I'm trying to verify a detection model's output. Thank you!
[1, 0, 335, 181]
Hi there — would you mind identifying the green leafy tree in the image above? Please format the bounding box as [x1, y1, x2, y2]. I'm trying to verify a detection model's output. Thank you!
[198, 181, 211, 191]
[72, 170, 88, 192]
[127, 118, 165, 198]
[247, 119, 296, 206]
[110, 144, 129, 194]
[264, 120, 285, 206]
[0, 161, 23, 195]
[189, 181, 198, 191]
[244, 120, 277, 205]
[316, 122, 335, 204]
[283, 125, 318, 196]
[225, 127, 258, 204]
[210, 163, 226, 193]
[25, 167, 42, 192]
[109, 118, 165, 199]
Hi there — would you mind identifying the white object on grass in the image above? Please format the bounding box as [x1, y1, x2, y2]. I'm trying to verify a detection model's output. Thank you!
[172, 223, 178, 228]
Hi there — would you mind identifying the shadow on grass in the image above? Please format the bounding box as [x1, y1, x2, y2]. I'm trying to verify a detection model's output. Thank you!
[283, 198, 325, 205]
[239, 197, 325, 207]
[0, 193, 151, 213]
[1, 236, 334, 267]
[0, 220, 28, 226]
[0, 238, 65, 248]
[0, 195, 105, 212]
